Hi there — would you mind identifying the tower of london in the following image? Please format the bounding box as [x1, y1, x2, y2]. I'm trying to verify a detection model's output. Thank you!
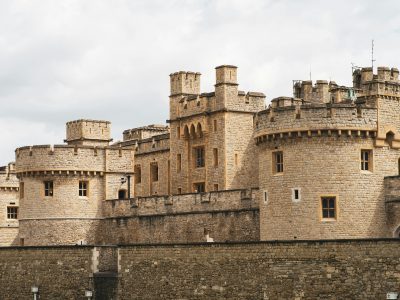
[1, 65, 400, 247]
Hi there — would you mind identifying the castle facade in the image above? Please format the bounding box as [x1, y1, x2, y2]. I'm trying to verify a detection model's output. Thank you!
[1, 65, 400, 246]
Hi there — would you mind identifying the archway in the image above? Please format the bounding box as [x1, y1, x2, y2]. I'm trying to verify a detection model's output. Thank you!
[394, 226, 400, 238]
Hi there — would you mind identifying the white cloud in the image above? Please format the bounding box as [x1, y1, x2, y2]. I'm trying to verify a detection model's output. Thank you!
[1, 0, 400, 164]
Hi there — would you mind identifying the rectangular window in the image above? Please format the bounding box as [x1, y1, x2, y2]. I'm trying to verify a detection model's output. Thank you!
[235, 153, 239, 166]
[213, 119, 217, 132]
[194, 147, 205, 168]
[273, 151, 284, 173]
[177, 154, 182, 172]
[263, 191, 268, 203]
[20, 182, 24, 199]
[44, 181, 54, 197]
[213, 148, 218, 167]
[194, 182, 205, 193]
[321, 197, 336, 220]
[7, 207, 18, 219]
[177, 126, 181, 139]
[292, 188, 301, 202]
[213, 184, 219, 191]
[134, 165, 142, 184]
[361, 149, 372, 171]
[150, 163, 159, 182]
[177, 188, 182, 194]
[79, 181, 88, 197]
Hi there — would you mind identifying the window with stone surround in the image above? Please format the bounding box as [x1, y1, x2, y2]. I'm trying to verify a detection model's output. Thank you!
[118, 189, 127, 199]
[194, 146, 205, 168]
[292, 188, 301, 202]
[177, 187, 182, 194]
[150, 163, 159, 182]
[134, 165, 141, 183]
[44, 181, 53, 197]
[7, 206, 18, 219]
[273, 151, 284, 174]
[194, 182, 205, 193]
[321, 196, 336, 220]
[361, 149, 372, 171]
[79, 181, 88, 197]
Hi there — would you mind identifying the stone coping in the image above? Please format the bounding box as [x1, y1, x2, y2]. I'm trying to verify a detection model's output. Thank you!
[1, 238, 398, 250]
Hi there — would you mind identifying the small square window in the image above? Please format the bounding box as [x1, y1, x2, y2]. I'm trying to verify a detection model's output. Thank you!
[7, 207, 18, 219]
[213, 184, 219, 191]
[44, 181, 53, 197]
[361, 149, 372, 171]
[194, 182, 205, 193]
[79, 181, 88, 197]
[273, 151, 283, 174]
[177, 188, 182, 194]
[321, 197, 336, 220]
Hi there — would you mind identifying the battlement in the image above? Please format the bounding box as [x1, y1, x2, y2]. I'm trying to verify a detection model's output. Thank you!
[103, 188, 259, 218]
[353, 66, 400, 95]
[65, 119, 112, 147]
[15, 144, 133, 174]
[293, 80, 357, 104]
[122, 125, 169, 142]
[0, 162, 18, 188]
[255, 101, 377, 143]
[170, 71, 201, 96]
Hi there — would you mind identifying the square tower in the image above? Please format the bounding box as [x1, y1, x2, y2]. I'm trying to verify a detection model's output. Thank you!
[65, 119, 112, 147]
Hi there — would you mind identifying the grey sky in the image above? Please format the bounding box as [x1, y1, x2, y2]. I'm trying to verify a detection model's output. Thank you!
[1, 0, 399, 165]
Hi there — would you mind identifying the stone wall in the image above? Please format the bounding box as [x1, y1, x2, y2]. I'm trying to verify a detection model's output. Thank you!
[117, 239, 400, 299]
[99, 189, 260, 244]
[258, 135, 396, 240]
[0, 246, 94, 299]
[1, 239, 399, 299]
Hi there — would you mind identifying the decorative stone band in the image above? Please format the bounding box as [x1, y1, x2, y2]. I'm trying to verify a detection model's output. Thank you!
[255, 128, 378, 145]
[0, 186, 19, 191]
[15, 170, 131, 179]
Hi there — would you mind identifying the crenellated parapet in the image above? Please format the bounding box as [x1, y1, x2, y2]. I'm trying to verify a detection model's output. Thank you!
[103, 188, 259, 218]
[15, 144, 133, 175]
[254, 99, 378, 144]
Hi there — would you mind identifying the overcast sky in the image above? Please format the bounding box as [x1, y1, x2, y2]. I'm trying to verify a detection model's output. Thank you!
[1, 0, 400, 165]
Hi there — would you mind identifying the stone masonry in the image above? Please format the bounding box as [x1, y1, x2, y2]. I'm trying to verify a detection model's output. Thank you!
[1, 65, 400, 246]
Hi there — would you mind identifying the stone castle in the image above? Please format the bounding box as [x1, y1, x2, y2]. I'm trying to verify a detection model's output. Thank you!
[2, 65, 400, 247]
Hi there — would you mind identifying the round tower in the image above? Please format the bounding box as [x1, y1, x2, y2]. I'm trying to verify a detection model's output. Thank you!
[15, 120, 134, 246]
[255, 70, 400, 240]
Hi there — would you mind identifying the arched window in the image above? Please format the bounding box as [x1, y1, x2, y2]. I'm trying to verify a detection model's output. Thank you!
[386, 131, 395, 147]
[196, 123, 203, 138]
[190, 124, 196, 139]
[394, 226, 400, 238]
